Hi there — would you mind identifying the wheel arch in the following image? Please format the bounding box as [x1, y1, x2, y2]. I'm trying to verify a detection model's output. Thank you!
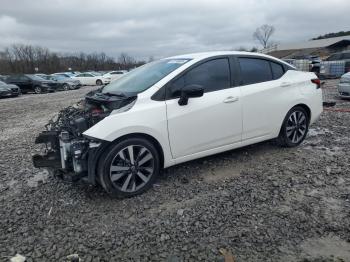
[278, 103, 311, 136]
[292, 103, 311, 124]
[110, 133, 165, 169]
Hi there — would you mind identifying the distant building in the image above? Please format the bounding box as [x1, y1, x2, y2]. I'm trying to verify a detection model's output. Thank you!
[262, 36, 350, 59]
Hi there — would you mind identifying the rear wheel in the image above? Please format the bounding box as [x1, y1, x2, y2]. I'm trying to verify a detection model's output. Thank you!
[277, 106, 309, 147]
[98, 137, 160, 198]
[96, 79, 103, 86]
[34, 86, 42, 94]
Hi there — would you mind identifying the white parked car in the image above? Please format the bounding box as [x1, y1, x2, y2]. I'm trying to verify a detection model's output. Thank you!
[73, 72, 111, 86]
[103, 70, 128, 82]
[33, 51, 323, 198]
[338, 72, 350, 98]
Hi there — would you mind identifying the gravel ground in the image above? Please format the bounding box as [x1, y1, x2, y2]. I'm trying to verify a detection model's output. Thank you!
[0, 82, 350, 262]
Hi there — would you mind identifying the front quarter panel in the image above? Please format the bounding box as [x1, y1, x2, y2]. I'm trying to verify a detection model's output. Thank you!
[83, 97, 173, 167]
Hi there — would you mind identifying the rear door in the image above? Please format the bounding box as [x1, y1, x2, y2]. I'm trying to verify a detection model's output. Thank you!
[166, 57, 242, 158]
[86, 73, 96, 85]
[236, 56, 290, 140]
[74, 74, 86, 85]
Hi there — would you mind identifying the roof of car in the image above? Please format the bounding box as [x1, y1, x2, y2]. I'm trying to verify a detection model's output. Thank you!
[166, 51, 279, 60]
[166, 51, 291, 67]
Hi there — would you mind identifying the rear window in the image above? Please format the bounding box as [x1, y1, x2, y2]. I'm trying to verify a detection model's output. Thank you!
[239, 58, 273, 85]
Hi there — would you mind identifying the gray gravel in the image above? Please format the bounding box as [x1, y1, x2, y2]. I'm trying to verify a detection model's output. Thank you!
[1, 83, 350, 262]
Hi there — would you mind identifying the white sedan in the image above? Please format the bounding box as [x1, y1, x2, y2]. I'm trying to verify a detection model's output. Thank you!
[103, 70, 128, 82]
[34, 51, 323, 198]
[73, 72, 111, 86]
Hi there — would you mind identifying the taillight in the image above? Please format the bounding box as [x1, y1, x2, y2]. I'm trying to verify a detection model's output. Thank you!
[311, 78, 321, 89]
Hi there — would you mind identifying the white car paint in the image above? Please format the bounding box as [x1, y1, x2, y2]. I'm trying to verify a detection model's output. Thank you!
[104, 70, 128, 82]
[84, 51, 323, 168]
[73, 73, 111, 85]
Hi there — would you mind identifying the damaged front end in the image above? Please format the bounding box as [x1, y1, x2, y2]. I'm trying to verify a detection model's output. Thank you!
[32, 90, 137, 183]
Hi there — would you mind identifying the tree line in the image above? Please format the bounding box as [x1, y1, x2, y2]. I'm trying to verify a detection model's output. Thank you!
[312, 30, 350, 40]
[0, 44, 146, 75]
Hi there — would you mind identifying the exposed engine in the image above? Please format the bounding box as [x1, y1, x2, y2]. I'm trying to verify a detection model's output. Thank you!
[32, 89, 137, 180]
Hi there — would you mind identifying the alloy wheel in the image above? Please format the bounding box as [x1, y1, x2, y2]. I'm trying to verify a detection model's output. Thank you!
[34, 86, 42, 94]
[109, 145, 154, 193]
[286, 110, 307, 144]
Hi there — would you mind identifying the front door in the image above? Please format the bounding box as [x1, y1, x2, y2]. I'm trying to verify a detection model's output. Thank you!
[166, 58, 242, 159]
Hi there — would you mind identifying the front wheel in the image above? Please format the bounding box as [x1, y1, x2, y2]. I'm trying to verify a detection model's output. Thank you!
[96, 79, 103, 86]
[277, 106, 309, 147]
[62, 84, 70, 91]
[34, 86, 42, 94]
[98, 137, 160, 198]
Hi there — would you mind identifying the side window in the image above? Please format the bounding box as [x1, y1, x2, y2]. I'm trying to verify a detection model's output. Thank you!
[7, 76, 16, 81]
[238, 58, 273, 85]
[170, 58, 230, 96]
[270, 62, 285, 80]
[20, 76, 29, 81]
[342, 53, 350, 59]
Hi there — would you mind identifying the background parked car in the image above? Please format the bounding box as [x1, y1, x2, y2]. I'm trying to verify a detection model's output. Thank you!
[0, 75, 8, 82]
[72, 72, 111, 85]
[326, 50, 350, 72]
[338, 72, 350, 98]
[103, 70, 127, 82]
[40, 75, 81, 91]
[0, 80, 20, 98]
[6, 74, 58, 94]
[52, 71, 79, 78]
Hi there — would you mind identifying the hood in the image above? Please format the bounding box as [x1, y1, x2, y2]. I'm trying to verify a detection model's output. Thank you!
[0, 83, 18, 90]
[0, 85, 11, 91]
[85, 89, 137, 112]
[340, 72, 350, 83]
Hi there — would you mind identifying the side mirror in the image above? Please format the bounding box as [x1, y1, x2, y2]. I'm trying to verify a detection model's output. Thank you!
[178, 85, 204, 106]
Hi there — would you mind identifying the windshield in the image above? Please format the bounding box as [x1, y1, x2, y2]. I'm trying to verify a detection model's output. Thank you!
[102, 58, 190, 94]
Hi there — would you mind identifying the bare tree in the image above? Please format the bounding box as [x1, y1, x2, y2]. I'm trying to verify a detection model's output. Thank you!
[253, 24, 275, 49]
[118, 52, 136, 70]
[0, 44, 146, 74]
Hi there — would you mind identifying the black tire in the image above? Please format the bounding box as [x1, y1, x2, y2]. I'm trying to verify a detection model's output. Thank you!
[62, 84, 70, 91]
[98, 137, 160, 198]
[34, 86, 42, 94]
[96, 79, 103, 86]
[277, 106, 309, 147]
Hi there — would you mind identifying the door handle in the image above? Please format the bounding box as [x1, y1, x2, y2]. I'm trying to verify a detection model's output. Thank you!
[280, 82, 291, 87]
[223, 96, 239, 103]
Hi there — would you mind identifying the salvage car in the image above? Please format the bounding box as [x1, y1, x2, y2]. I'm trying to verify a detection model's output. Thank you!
[0, 80, 20, 97]
[338, 72, 350, 98]
[73, 72, 111, 86]
[6, 74, 58, 94]
[40, 75, 81, 91]
[33, 51, 323, 198]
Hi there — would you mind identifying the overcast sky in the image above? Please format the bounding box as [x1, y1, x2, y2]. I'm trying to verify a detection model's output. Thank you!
[0, 0, 349, 60]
